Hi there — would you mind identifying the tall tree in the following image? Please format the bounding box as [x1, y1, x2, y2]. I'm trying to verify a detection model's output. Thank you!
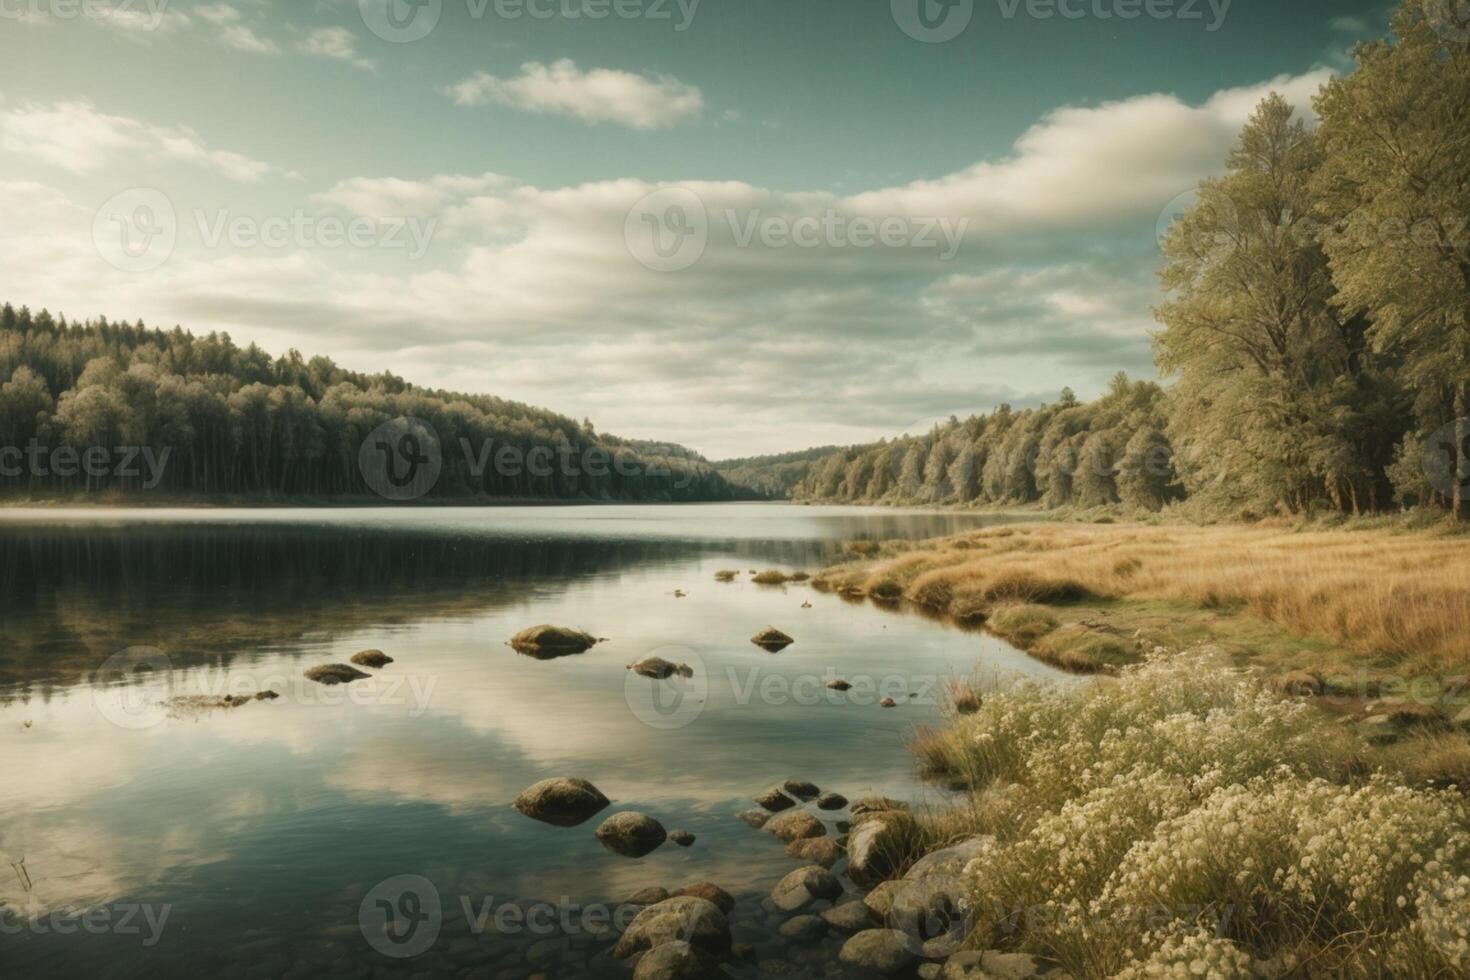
[1314, 0, 1470, 516]
[1156, 94, 1379, 514]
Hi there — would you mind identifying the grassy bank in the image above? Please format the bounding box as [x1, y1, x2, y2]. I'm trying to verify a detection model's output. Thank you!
[814, 521, 1470, 689]
[814, 521, 1470, 976]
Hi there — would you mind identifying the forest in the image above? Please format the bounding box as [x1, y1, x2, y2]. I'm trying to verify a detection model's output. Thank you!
[0, 307, 743, 502]
[726, 6, 1470, 520]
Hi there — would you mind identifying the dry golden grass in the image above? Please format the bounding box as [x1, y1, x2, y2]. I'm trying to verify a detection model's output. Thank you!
[815, 522, 1470, 673]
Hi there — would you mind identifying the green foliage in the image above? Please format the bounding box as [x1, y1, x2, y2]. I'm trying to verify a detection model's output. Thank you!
[0, 307, 742, 501]
[775, 376, 1180, 513]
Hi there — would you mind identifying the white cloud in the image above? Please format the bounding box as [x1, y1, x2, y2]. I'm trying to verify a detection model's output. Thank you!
[0, 98, 296, 181]
[847, 71, 1334, 233]
[195, 3, 280, 54]
[0, 70, 1335, 458]
[314, 173, 513, 221]
[447, 59, 704, 130]
[300, 26, 375, 71]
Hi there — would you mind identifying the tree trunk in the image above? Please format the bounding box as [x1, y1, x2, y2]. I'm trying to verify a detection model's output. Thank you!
[1456, 384, 1469, 521]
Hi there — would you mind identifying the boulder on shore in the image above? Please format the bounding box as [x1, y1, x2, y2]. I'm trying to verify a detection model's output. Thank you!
[838, 930, 916, 976]
[349, 649, 394, 668]
[847, 810, 924, 886]
[512, 777, 610, 827]
[510, 625, 599, 659]
[849, 797, 908, 817]
[751, 627, 795, 652]
[304, 664, 371, 686]
[596, 812, 668, 858]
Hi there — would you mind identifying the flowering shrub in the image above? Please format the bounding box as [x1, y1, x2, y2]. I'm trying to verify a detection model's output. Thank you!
[930, 650, 1470, 977]
[1111, 925, 1255, 979]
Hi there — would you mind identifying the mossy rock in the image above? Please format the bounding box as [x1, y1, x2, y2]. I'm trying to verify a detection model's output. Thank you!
[510, 625, 599, 659]
[304, 663, 371, 685]
[350, 649, 394, 668]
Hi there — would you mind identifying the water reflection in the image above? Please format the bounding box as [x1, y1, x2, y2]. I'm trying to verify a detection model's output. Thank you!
[0, 505, 1050, 979]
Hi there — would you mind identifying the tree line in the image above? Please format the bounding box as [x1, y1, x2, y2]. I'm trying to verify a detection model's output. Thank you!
[727, 0, 1470, 519]
[0, 307, 744, 502]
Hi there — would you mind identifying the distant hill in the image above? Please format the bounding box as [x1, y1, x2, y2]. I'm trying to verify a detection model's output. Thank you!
[713, 445, 849, 499]
[0, 303, 750, 503]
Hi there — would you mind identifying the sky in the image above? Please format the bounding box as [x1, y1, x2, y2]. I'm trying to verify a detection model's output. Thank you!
[0, 0, 1391, 459]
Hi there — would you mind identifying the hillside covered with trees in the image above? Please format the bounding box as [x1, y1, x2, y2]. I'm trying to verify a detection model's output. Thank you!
[0, 307, 743, 502]
[732, 2, 1470, 521]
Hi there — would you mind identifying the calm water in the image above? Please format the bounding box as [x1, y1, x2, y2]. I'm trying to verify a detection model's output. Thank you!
[0, 505, 1059, 979]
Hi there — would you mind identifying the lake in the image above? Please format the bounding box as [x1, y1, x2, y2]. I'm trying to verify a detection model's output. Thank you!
[0, 504, 1062, 979]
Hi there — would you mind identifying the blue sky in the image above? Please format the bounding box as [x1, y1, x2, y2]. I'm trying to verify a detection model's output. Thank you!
[0, 0, 1388, 457]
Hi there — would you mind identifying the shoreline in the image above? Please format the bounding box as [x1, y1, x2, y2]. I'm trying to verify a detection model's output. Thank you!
[790, 519, 1470, 976]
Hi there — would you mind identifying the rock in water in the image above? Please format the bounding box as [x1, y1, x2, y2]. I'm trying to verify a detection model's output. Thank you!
[816, 792, 848, 811]
[827, 679, 852, 691]
[349, 649, 393, 668]
[783, 779, 820, 801]
[822, 901, 876, 933]
[512, 777, 610, 827]
[864, 880, 905, 920]
[596, 812, 668, 858]
[786, 837, 844, 869]
[765, 809, 826, 842]
[755, 786, 796, 812]
[626, 887, 671, 906]
[669, 830, 696, 847]
[838, 930, 917, 976]
[509, 625, 599, 659]
[778, 915, 827, 943]
[303, 664, 371, 686]
[628, 656, 693, 679]
[771, 866, 843, 913]
[674, 883, 734, 914]
[736, 809, 771, 828]
[750, 627, 794, 652]
[632, 940, 720, 980]
[614, 897, 731, 959]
